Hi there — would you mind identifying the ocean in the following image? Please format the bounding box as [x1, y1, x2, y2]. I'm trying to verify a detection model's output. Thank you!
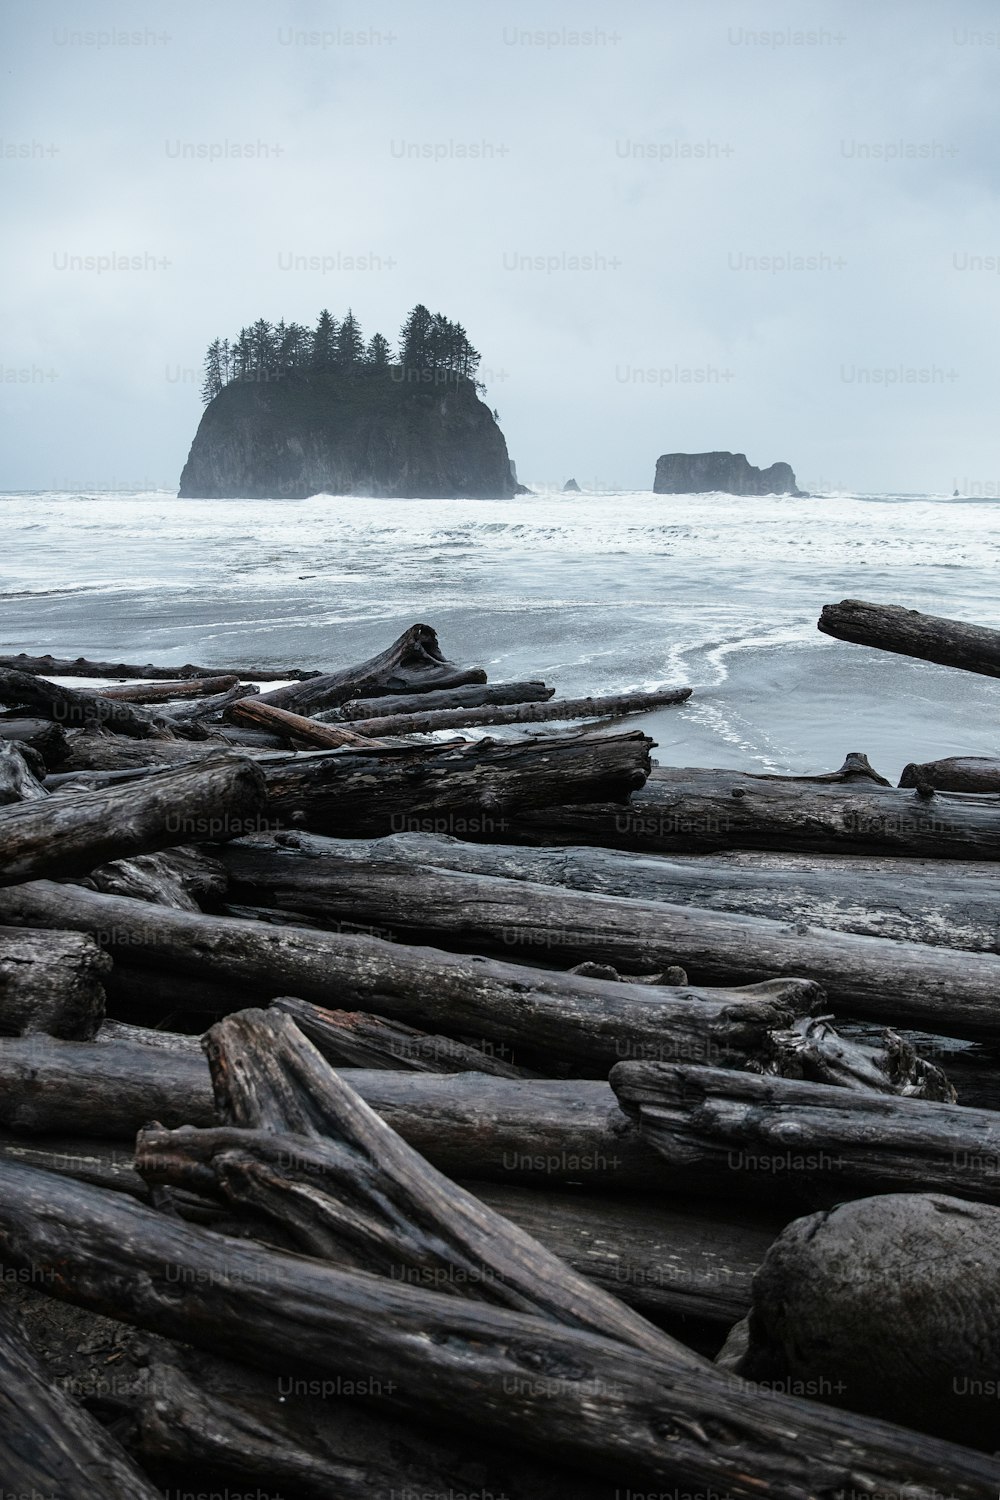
[2, 486, 999, 784]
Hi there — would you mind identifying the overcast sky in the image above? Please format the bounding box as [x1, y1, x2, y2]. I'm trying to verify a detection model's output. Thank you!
[2, 0, 999, 495]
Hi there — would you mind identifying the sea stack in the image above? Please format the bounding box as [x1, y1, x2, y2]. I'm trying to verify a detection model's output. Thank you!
[179, 369, 518, 500]
[653, 452, 806, 497]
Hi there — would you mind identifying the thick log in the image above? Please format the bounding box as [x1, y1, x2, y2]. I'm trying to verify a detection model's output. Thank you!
[256, 828, 1000, 952]
[741, 1192, 1000, 1450]
[0, 1034, 662, 1187]
[225, 694, 390, 748]
[0, 740, 48, 803]
[611, 1060, 1000, 1208]
[899, 756, 1000, 793]
[152, 1007, 699, 1362]
[0, 1162, 996, 1496]
[507, 765, 1000, 859]
[0, 752, 266, 886]
[217, 838, 1000, 1040]
[0, 928, 109, 1038]
[0, 716, 69, 766]
[55, 734, 231, 773]
[256, 623, 486, 714]
[819, 597, 1000, 677]
[0, 666, 174, 738]
[270, 994, 531, 1077]
[347, 685, 692, 738]
[0, 651, 317, 680]
[325, 679, 555, 720]
[262, 729, 653, 836]
[0, 1298, 160, 1499]
[0, 881, 820, 1074]
[96, 673, 240, 702]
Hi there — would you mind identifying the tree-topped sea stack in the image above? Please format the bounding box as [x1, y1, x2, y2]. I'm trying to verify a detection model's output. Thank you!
[179, 305, 517, 500]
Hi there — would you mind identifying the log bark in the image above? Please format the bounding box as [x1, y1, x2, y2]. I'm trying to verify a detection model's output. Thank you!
[0, 716, 69, 766]
[899, 756, 1000, 793]
[0, 740, 48, 804]
[0, 880, 820, 1074]
[0, 666, 175, 738]
[216, 839, 1000, 1040]
[225, 694, 391, 748]
[0, 1298, 160, 1499]
[0, 651, 317, 680]
[96, 673, 240, 702]
[819, 597, 1000, 677]
[262, 729, 653, 836]
[270, 994, 531, 1077]
[152, 1006, 700, 1363]
[0, 928, 109, 1038]
[610, 1060, 1000, 1208]
[258, 828, 1000, 952]
[0, 752, 266, 886]
[325, 678, 555, 720]
[0, 1161, 996, 1497]
[256, 623, 486, 714]
[346, 685, 692, 738]
[506, 765, 1000, 859]
[0, 1033, 664, 1187]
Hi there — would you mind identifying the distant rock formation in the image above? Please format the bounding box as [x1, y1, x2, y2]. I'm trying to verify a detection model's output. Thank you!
[178, 369, 518, 500]
[563, 478, 581, 492]
[653, 451, 806, 497]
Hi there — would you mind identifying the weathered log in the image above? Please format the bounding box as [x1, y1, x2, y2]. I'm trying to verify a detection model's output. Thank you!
[899, 756, 1000, 793]
[0, 1129, 148, 1196]
[225, 694, 391, 748]
[0, 1162, 996, 1496]
[76, 845, 228, 911]
[0, 651, 317, 680]
[0, 716, 69, 766]
[258, 828, 1000, 951]
[0, 1298, 160, 1499]
[507, 765, 1000, 859]
[54, 734, 231, 773]
[217, 838, 1000, 1040]
[95, 673, 240, 703]
[152, 1007, 700, 1362]
[0, 752, 266, 886]
[740, 1192, 1000, 1451]
[764, 1015, 957, 1101]
[256, 623, 486, 714]
[270, 994, 531, 1077]
[263, 729, 653, 836]
[0, 881, 821, 1074]
[819, 597, 1000, 677]
[347, 685, 692, 738]
[611, 1060, 1000, 1207]
[158, 679, 261, 724]
[0, 666, 175, 738]
[0, 1034, 662, 1186]
[0, 740, 48, 804]
[0, 928, 109, 1038]
[324, 678, 555, 721]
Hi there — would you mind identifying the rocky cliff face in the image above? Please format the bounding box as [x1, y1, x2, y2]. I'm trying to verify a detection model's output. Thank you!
[178, 370, 517, 499]
[653, 452, 806, 497]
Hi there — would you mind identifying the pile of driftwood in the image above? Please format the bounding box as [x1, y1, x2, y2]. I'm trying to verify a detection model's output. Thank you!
[2, 605, 1000, 1497]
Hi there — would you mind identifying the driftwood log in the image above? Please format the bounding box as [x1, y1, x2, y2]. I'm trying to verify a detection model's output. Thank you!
[0, 1034, 663, 1186]
[96, 673, 240, 702]
[0, 881, 821, 1074]
[77, 845, 228, 912]
[224, 695, 390, 748]
[324, 679, 555, 720]
[0, 1162, 996, 1496]
[345, 685, 692, 738]
[0, 753, 266, 886]
[899, 756, 1000, 793]
[262, 829, 1000, 952]
[0, 928, 110, 1038]
[507, 765, 1000, 859]
[0, 716, 69, 766]
[0, 1298, 160, 1499]
[255, 623, 487, 714]
[819, 597, 1000, 678]
[0, 651, 316, 680]
[218, 839, 1000, 1040]
[0, 740, 47, 804]
[611, 1060, 1000, 1208]
[0, 666, 176, 738]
